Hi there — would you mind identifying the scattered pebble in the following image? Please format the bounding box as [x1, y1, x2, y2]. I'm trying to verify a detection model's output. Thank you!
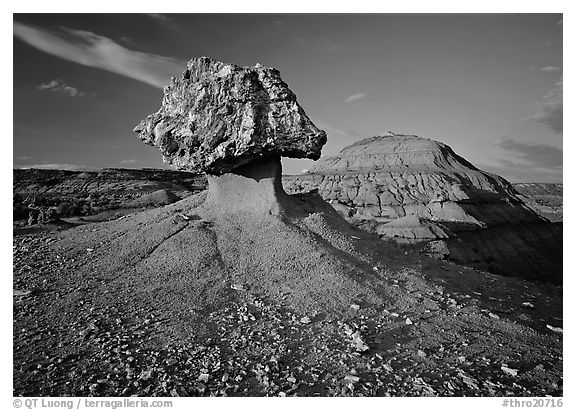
[350, 331, 369, 352]
[12, 230, 562, 398]
[501, 365, 519, 377]
[382, 364, 393, 372]
[546, 324, 563, 334]
[344, 375, 360, 383]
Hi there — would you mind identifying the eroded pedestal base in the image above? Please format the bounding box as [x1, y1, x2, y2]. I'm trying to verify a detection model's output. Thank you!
[204, 156, 288, 215]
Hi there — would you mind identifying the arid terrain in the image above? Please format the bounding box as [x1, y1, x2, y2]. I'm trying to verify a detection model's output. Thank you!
[13, 166, 563, 397]
[13, 57, 562, 398]
[13, 168, 562, 227]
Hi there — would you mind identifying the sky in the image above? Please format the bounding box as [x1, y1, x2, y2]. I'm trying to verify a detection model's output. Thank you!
[12, 13, 563, 182]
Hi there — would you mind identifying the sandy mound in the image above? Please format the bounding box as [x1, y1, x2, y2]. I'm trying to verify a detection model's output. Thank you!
[122, 189, 182, 208]
[51, 165, 398, 324]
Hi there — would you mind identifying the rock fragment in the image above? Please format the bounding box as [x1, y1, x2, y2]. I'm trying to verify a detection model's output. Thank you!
[501, 365, 519, 377]
[350, 331, 370, 352]
[344, 375, 360, 383]
[546, 324, 563, 334]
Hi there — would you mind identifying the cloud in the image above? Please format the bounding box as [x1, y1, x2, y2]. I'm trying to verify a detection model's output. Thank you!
[344, 92, 368, 103]
[120, 159, 138, 164]
[14, 22, 183, 88]
[37, 79, 90, 97]
[496, 138, 562, 170]
[146, 14, 174, 27]
[16, 163, 88, 171]
[526, 78, 562, 133]
[313, 120, 359, 139]
[557, 18, 563, 26]
[541, 66, 561, 72]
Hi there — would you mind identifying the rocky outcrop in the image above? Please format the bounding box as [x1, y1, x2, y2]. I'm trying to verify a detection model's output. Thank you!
[512, 183, 563, 222]
[27, 206, 59, 225]
[284, 133, 562, 284]
[134, 57, 326, 175]
[133, 56, 330, 224]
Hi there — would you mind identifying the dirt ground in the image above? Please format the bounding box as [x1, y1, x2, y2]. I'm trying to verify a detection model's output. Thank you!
[13, 192, 562, 397]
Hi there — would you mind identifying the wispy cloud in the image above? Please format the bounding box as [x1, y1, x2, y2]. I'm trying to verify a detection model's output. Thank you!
[37, 79, 91, 97]
[496, 138, 562, 170]
[557, 18, 563, 26]
[16, 163, 88, 171]
[146, 14, 175, 28]
[344, 92, 368, 103]
[120, 159, 138, 164]
[525, 77, 562, 133]
[541, 66, 561, 72]
[13, 22, 183, 88]
[314, 119, 359, 139]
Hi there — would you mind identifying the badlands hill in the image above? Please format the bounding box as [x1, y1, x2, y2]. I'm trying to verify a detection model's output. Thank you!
[284, 134, 562, 284]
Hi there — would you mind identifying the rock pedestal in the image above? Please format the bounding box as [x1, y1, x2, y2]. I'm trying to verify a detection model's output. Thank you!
[134, 57, 326, 218]
[203, 156, 288, 216]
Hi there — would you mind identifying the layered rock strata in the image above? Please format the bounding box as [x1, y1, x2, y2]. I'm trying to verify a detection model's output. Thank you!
[284, 133, 562, 284]
[512, 183, 563, 222]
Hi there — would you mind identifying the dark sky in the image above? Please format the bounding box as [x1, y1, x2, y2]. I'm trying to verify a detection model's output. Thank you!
[13, 13, 563, 182]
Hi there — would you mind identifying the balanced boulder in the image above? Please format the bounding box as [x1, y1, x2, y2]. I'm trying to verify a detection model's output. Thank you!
[134, 57, 326, 175]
